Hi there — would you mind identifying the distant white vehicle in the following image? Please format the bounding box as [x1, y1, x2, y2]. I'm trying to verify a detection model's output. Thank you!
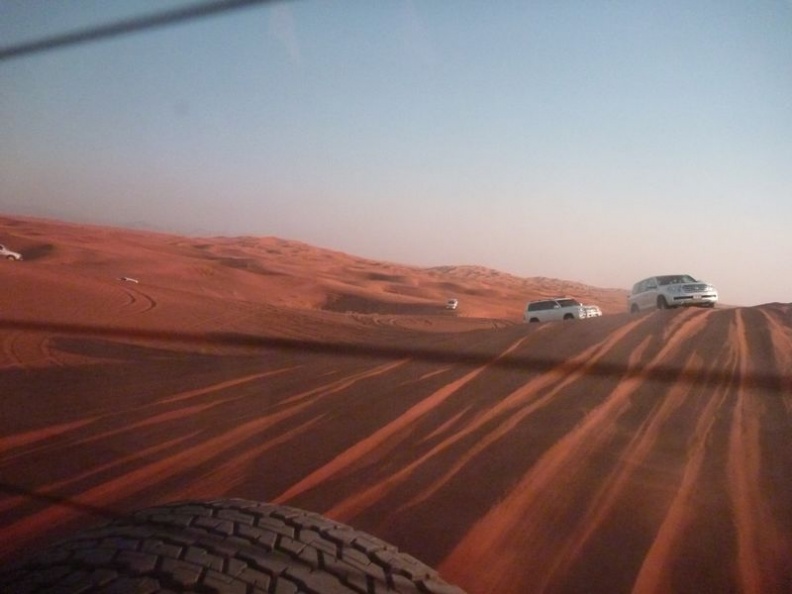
[119, 276, 140, 284]
[524, 297, 587, 323]
[445, 298, 459, 310]
[0, 244, 22, 261]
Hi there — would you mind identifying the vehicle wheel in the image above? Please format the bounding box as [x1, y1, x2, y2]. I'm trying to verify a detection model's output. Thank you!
[6, 256, 14, 261]
[0, 499, 467, 594]
[529, 318, 540, 323]
[657, 296, 669, 310]
[563, 314, 574, 320]
[630, 304, 639, 314]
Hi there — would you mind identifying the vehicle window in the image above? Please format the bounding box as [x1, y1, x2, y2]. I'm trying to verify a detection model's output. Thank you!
[529, 301, 554, 311]
[556, 298, 580, 307]
[657, 275, 695, 286]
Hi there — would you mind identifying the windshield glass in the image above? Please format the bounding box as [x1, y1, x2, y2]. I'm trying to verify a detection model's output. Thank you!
[657, 275, 697, 285]
[2, 4, 791, 594]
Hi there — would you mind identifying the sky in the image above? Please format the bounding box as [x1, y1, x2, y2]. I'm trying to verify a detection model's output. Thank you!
[1, 0, 791, 306]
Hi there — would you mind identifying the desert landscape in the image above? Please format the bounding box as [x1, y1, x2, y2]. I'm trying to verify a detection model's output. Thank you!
[1, 214, 791, 593]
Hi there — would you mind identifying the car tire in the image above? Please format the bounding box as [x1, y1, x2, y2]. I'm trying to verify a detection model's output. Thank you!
[529, 318, 540, 323]
[563, 314, 574, 320]
[630, 304, 639, 314]
[6, 256, 15, 261]
[657, 296, 669, 310]
[0, 499, 467, 594]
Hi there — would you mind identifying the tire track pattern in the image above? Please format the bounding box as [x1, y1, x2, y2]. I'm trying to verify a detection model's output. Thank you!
[1, 306, 791, 593]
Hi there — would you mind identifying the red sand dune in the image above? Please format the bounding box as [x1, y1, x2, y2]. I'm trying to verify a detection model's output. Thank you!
[1, 215, 791, 593]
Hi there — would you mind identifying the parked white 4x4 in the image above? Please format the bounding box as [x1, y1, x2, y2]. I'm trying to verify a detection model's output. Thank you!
[524, 297, 588, 323]
[628, 275, 718, 313]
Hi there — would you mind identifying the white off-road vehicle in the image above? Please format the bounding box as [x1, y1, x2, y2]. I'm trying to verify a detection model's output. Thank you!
[524, 297, 587, 323]
[0, 244, 22, 261]
[628, 274, 718, 312]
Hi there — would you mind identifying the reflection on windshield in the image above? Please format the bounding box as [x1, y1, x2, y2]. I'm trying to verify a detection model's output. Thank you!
[657, 275, 696, 285]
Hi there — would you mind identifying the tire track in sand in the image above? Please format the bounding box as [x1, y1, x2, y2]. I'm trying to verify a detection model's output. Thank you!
[0, 359, 407, 560]
[0, 332, 63, 369]
[388, 316, 651, 517]
[0, 331, 28, 369]
[724, 309, 790, 594]
[603, 325, 737, 594]
[119, 285, 157, 315]
[439, 310, 713, 594]
[756, 306, 792, 415]
[272, 334, 532, 510]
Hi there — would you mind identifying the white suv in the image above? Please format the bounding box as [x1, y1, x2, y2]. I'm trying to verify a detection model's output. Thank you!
[524, 297, 587, 323]
[0, 244, 23, 261]
[628, 275, 718, 313]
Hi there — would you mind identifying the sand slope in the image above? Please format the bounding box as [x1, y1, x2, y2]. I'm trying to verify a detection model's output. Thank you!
[1, 216, 790, 593]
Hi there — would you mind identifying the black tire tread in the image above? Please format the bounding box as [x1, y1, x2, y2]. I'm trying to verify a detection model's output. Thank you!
[0, 499, 466, 594]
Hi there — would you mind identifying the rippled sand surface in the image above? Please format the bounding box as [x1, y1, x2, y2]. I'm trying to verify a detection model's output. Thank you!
[2, 216, 790, 593]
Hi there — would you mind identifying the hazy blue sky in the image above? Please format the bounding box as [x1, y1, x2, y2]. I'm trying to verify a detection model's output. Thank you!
[2, 1, 791, 306]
